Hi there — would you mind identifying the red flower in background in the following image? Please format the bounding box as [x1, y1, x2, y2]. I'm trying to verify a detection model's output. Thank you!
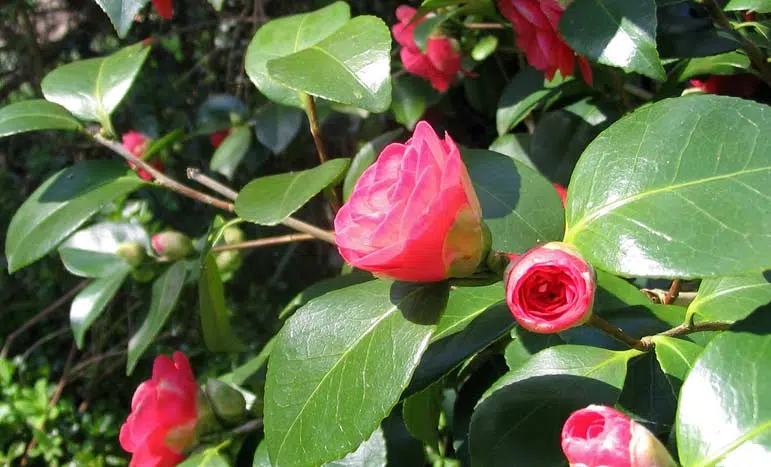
[689, 74, 762, 98]
[498, 0, 592, 84]
[209, 129, 231, 148]
[392, 6, 463, 92]
[122, 130, 164, 182]
[151, 0, 174, 19]
[553, 183, 567, 207]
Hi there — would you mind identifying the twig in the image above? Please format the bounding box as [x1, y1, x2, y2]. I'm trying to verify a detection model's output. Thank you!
[302, 93, 342, 212]
[212, 233, 316, 251]
[69, 350, 127, 379]
[464, 23, 506, 30]
[663, 279, 681, 305]
[93, 133, 235, 212]
[589, 315, 648, 351]
[642, 321, 732, 348]
[195, 418, 264, 448]
[623, 83, 654, 100]
[1, 281, 88, 359]
[187, 168, 238, 199]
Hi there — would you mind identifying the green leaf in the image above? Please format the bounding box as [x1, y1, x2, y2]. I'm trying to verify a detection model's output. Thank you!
[178, 448, 230, 467]
[235, 158, 350, 225]
[245, 2, 351, 107]
[219, 337, 276, 386]
[41, 41, 151, 129]
[725, 0, 771, 13]
[463, 149, 564, 253]
[93, 0, 148, 38]
[403, 382, 442, 446]
[413, 12, 454, 52]
[343, 129, 403, 201]
[127, 261, 187, 374]
[278, 271, 375, 320]
[264, 280, 448, 467]
[489, 133, 531, 167]
[324, 428, 387, 467]
[560, 0, 665, 80]
[207, 0, 224, 12]
[504, 327, 565, 371]
[6, 161, 145, 273]
[0, 100, 84, 138]
[210, 126, 252, 180]
[433, 283, 505, 341]
[677, 309, 771, 465]
[687, 273, 771, 323]
[254, 104, 304, 154]
[267, 16, 392, 113]
[199, 253, 246, 353]
[652, 335, 702, 398]
[565, 95, 771, 278]
[391, 74, 439, 129]
[58, 222, 148, 278]
[676, 52, 752, 81]
[70, 268, 130, 348]
[618, 351, 677, 431]
[593, 269, 652, 311]
[496, 68, 574, 136]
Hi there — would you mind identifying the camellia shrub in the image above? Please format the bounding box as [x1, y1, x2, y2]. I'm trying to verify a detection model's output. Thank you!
[2, 0, 771, 466]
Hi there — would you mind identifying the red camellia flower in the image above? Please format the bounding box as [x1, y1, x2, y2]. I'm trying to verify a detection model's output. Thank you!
[392, 6, 463, 92]
[689, 74, 762, 98]
[122, 130, 164, 182]
[209, 129, 231, 148]
[151, 0, 174, 19]
[498, 0, 592, 84]
[120, 352, 198, 467]
[334, 121, 485, 282]
[561, 405, 678, 467]
[504, 242, 594, 333]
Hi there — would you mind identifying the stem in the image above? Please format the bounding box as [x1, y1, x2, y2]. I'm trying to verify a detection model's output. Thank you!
[698, 0, 771, 87]
[589, 315, 648, 351]
[302, 93, 342, 212]
[195, 418, 263, 447]
[464, 22, 506, 30]
[187, 167, 238, 199]
[656, 321, 731, 339]
[623, 83, 654, 100]
[212, 233, 317, 251]
[93, 134, 235, 212]
[663, 279, 681, 305]
[282, 217, 336, 244]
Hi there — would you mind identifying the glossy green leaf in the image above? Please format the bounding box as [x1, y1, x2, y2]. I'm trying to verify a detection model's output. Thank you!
[433, 283, 505, 341]
[254, 429, 387, 467]
[463, 149, 564, 253]
[179, 448, 230, 467]
[93, 0, 149, 37]
[6, 161, 145, 273]
[565, 95, 771, 278]
[0, 100, 84, 138]
[41, 41, 151, 128]
[560, 0, 665, 80]
[245, 2, 350, 107]
[264, 280, 448, 467]
[403, 383, 442, 446]
[219, 337, 275, 386]
[254, 104, 304, 154]
[488, 133, 531, 167]
[210, 126, 252, 180]
[267, 16, 392, 113]
[677, 309, 771, 465]
[70, 268, 130, 348]
[687, 273, 771, 323]
[496, 68, 574, 136]
[343, 129, 403, 201]
[593, 269, 652, 311]
[235, 158, 349, 225]
[127, 261, 187, 374]
[58, 222, 148, 278]
[725, 0, 771, 13]
[278, 271, 375, 320]
[199, 253, 246, 353]
[676, 52, 752, 81]
[652, 335, 702, 398]
[618, 351, 678, 431]
[504, 327, 564, 371]
[391, 74, 439, 129]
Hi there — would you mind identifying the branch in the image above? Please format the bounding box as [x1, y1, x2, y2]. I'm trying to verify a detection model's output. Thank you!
[212, 233, 317, 252]
[589, 315, 648, 352]
[302, 93, 342, 212]
[642, 321, 732, 348]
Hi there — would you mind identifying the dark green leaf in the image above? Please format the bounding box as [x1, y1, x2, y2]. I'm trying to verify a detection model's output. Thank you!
[560, 0, 665, 80]
[6, 161, 145, 273]
[196, 94, 248, 134]
[235, 158, 349, 225]
[41, 42, 151, 128]
[70, 268, 130, 348]
[433, 283, 505, 341]
[725, 0, 771, 13]
[618, 351, 677, 431]
[58, 222, 148, 278]
[565, 95, 771, 278]
[278, 270, 375, 320]
[413, 12, 453, 52]
[403, 383, 442, 446]
[687, 273, 771, 323]
[178, 448, 230, 467]
[676, 52, 752, 81]
[496, 68, 574, 136]
[219, 337, 276, 386]
[652, 335, 702, 398]
[93, 0, 148, 38]
[324, 428, 387, 467]
[267, 16, 392, 113]
[343, 129, 403, 201]
[0, 100, 84, 138]
[245, 2, 350, 107]
[199, 253, 246, 353]
[254, 104, 304, 154]
[127, 261, 187, 374]
[264, 280, 448, 467]
[210, 126, 252, 180]
[488, 133, 532, 167]
[593, 269, 652, 311]
[391, 74, 439, 129]
[677, 309, 771, 465]
[504, 327, 564, 371]
[463, 149, 564, 253]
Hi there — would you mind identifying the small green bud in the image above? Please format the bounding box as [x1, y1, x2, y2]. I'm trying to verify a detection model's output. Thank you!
[205, 379, 247, 425]
[151, 231, 193, 260]
[222, 226, 245, 245]
[215, 250, 242, 273]
[115, 242, 146, 268]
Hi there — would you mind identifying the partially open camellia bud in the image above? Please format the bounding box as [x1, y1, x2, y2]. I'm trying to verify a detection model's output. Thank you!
[152, 231, 194, 260]
[334, 121, 486, 282]
[504, 242, 595, 333]
[561, 405, 678, 467]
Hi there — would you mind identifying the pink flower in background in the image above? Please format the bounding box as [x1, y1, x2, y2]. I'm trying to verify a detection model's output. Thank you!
[122, 131, 164, 182]
[553, 183, 567, 207]
[689, 74, 762, 98]
[151, 0, 174, 19]
[209, 129, 231, 148]
[335, 121, 485, 282]
[392, 6, 463, 92]
[120, 352, 198, 467]
[561, 405, 678, 467]
[504, 242, 594, 333]
[498, 0, 593, 84]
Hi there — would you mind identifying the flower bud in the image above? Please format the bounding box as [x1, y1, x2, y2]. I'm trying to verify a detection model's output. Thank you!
[504, 242, 595, 333]
[115, 242, 146, 268]
[204, 379, 248, 425]
[152, 231, 194, 260]
[561, 405, 677, 467]
[222, 226, 245, 245]
[215, 250, 242, 274]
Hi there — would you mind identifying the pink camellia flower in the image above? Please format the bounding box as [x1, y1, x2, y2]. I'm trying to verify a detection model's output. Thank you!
[504, 242, 594, 333]
[209, 129, 231, 148]
[122, 130, 164, 182]
[498, 0, 593, 84]
[561, 405, 678, 467]
[553, 183, 567, 208]
[120, 352, 198, 467]
[334, 121, 485, 282]
[392, 6, 463, 92]
[689, 74, 762, 98]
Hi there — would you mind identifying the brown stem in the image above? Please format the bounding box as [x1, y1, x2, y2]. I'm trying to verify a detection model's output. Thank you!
[699, 0, 771, 87]
[650, 321, 731, 341]
[212, 233, 317, 251]
[663, 279, 681, 305]
[187, 167, 238, 199]
[93, 134, 235, 212]
[1, 281, 88, 359]
[464, 22, 506, 30]
[589, 315, 648, 351]
[302, 93, 342, 212]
